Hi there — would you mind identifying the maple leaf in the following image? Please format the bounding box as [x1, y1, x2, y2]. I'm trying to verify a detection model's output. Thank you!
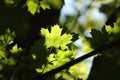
[105, 19, 120, 41]
[40, 0, 50, 10]
[9, 44, 22, 54]
[41, 25, 72, 50]
[82, 18, 120, 52]
[26, 0, 39, 15]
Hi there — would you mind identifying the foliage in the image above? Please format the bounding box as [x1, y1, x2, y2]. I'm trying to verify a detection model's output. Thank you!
[0, 29, 15, 59]
[82, 18, 120, 52]
[31, 25, 77, 79]
[0, 29, 19, 79]
[4, 0, 63, 15]
[0, 0, 120, 80]
[26, 0, 50, 15]
[41, 25, 72, 50]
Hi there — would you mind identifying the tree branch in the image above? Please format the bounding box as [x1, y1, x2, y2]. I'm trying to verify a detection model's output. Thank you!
[38, 4, 120, 80]
[39, 38, 120, 79]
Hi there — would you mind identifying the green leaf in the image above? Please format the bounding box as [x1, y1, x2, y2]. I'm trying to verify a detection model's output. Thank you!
[7, 57, 16, 65]
[26, 0, 39, 15]
[31, 39, 48, 67]
[82, 28, 109, 52]
[9, 44, 22, 54]
[69, 63, 88, 80]
[0, 29, 15, 59]
[82, 18, 120, 52]
[106, 25, 120, 34]
[38, 26, 76, 74]
[0, 29, 15, 46]
[105, 18, 120, 41]
[47, 53, 55, 62]
[40, 0, 50, 10]
[41, 25, 73, 50]
[44, 0, 64, 9]
[0, 50, 6, 59]
[35, 68, 43, 73]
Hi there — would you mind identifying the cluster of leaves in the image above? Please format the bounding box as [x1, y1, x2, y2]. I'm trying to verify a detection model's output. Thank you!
[31, 25, 77, 79]
[4, 0, 50, 15]
[1, 0, 120, 80]
[82, 18, 120, 53]
[0, 29, 15, 59]
[81, 18, 120, 69]
[0, 25, 77, 80]
[4, 0, 63, 15]
[26, 0, 50, 15]
[0, 29, 23, 79]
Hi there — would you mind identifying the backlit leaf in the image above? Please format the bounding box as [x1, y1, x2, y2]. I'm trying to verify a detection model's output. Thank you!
[9, 44, 22, 54]
[82, 18, 120, 52]
[40, 0, 50, 10]
[41, 25, 72, 50]
[0, 29, 15, 59]
[26, 0, 38, 15]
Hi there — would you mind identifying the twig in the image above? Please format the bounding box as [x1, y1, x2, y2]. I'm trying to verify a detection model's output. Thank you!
[39, 38, 120, 79]
[38, 4, 120, 80]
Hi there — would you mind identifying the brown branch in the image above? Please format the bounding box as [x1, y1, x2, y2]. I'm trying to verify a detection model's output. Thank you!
[38, 4, 120, 80]
[39, 38, 120, 79]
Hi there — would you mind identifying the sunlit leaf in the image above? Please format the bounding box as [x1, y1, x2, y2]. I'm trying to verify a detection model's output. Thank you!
[47, 53, 55, 62]
[105, 19, 120, 41]
[62, 72, 74, 80]
[0, 29, 15, 46]
[9, 44, 22, 54]
[40, 0, 50, 10]
[106, 25, 120, 34]
[82, 18, 120, 53]
[41, 25, 72, 50]
[69, 63, 88, 80]
[36, 68, 43, 73]
[44, 0, 64, 9]
[26, 0, 39, 15]
[0, 29, 15, 59]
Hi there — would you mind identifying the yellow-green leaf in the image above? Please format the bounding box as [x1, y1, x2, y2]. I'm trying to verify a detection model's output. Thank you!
[40, 0, 50, 10]
[10, 44, 22, 54]
[106, 24, 120, 34]
[27, 0, 38, 15]
[41, 25, 72, 50]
